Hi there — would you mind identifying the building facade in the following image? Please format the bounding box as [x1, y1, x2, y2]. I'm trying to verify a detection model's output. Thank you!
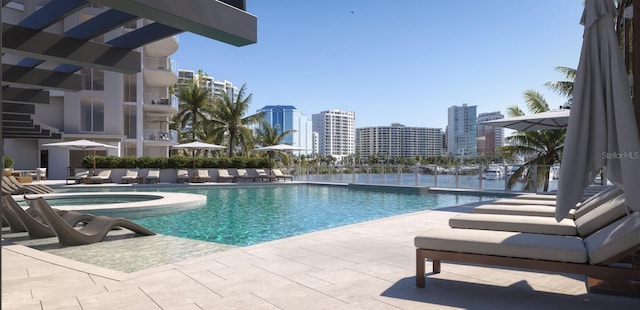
[178, 69, 239, 101]
[1, 0, 256, 179]
[447, 104, 477, 158]
[257, 105, 313, 155]
[311, 110, 355, 161]
[476, 111, 505, 156]
[356, 123, 442, 161]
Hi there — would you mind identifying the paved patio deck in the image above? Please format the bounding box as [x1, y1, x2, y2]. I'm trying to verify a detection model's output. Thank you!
[2, 197, 638, 309]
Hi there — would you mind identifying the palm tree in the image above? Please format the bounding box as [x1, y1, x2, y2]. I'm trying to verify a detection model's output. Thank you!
[544, 66, 576, 108]
[173, 70, 213, 142]
[255, 122, 296, 165]
[208, 84, 264, 156]
[502, 90, 566, 192]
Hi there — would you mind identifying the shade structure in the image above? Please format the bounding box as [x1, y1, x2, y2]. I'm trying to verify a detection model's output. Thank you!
[253, 144, 310, 151]
[171, 141, 226, 169]
[482, 109, 570, 131]
[555, 0, 640, 220]
[42, 139, 118, 170]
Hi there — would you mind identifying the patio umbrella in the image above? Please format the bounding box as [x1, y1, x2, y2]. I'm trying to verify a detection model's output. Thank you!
[481, 109, 570, 131]
[555, 0, 640, 220]
[42, 139, 118, 171]
[171, 141, 226, 169]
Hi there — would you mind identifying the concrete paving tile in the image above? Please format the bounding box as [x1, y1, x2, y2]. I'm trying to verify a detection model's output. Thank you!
[40, 296, 83, 310]
[196, 294, 280, 310]
[332, 297, 405, 310]
[76, 288, 154, 309]
[0, 299, 43, 310]
[252, 282, 347, 310]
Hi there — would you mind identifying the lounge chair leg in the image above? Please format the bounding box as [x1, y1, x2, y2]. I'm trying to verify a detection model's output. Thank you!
[416, 249, 426, 288]
[432, 259, 441, 273]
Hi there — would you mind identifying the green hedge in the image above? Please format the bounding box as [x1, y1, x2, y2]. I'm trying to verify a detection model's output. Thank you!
[81, 155, 272, 169]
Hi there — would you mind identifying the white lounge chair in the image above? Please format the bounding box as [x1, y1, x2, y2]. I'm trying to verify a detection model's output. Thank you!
[271, 169, 292, 182]
[176, 169, 190, 183]
[120, 170, 139, 183]
[86, 170, 112, 184]
[216, 169, 235, 183]
[195, 169, 212, 183]
[146, 169, 160, 184]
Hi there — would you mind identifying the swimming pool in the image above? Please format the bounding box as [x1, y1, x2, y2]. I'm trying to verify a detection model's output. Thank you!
[73, 184, 500, 246]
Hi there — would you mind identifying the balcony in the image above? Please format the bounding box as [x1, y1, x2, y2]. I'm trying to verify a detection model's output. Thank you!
[143, 58, 178, 87]
[144, 129, 178, 145]
[143, 94, 179, 114]
[144, 35, 179, 57]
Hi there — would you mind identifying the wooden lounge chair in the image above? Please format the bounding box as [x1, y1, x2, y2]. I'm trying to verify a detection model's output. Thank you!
[26, 196, 155, 246]
[86, 170, 112, 184]
[472, 186, 622, 219]
[120, 169, 139, 183]
[415, 212, 640, 295]
[2, 196, 96, 239]
[271, 169, 293, 182]
[145, 169, 160, 184]
[66, 169, 89, 184]
[195, 169, 212, 183]
[254, 169, 275, 182]
[176, 169, 190, 183]
[236, 169, 255, 183]
[449, 194, 627, 237]
[216, 169, 235, 183]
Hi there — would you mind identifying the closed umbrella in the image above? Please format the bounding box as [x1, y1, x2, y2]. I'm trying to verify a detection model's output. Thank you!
[171, 141, 226, 169]
[555, 0, 640, 220]
[42, 139, 118, 171]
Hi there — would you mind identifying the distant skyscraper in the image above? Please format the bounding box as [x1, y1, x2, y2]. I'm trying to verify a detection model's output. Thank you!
[312, 110, 356, 161]
[356, 123, 442, 161]
[257, 105, 312, 154]
[447, 104, 477, 157]
[178, 69, 238, 101]
[477, 111, 505, 156]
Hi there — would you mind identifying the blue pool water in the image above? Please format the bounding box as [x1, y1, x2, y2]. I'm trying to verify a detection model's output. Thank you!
[73, 185, 500, 246]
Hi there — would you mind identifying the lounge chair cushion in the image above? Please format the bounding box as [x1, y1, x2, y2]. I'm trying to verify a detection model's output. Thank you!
[414, 228, 588, 263]
[573, 187, 623, 219]
[585, 212, 640, 264]
[574, 194, 627, 236]
[449, 213, 578, 236]
[473, 204, 574, 218]
[489, 199, 556, 206]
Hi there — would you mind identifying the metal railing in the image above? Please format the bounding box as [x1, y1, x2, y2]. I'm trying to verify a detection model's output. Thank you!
[144, 129, 178, 143]
[288, 164, 568, 193]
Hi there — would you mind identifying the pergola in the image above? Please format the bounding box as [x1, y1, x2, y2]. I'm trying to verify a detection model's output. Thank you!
[0, 0, 257, 139]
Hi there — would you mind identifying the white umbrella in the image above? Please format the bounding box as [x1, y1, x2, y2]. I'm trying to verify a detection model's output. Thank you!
[253, 144, 310, 151]
[42, 139, 118, 171]
[172, 141, 226, 169]
[482, 109, 570, 131]
[555, 0, 640, 220]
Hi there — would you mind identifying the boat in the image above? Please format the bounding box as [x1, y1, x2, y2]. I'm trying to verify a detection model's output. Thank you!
[482, 165, 505, 180]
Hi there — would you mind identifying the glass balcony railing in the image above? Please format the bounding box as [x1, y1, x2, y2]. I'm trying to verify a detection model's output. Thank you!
[144, 129, 177, 143]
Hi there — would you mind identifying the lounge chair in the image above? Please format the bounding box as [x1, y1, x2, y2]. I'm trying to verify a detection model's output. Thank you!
[271, 169, 293, 182]
[216, 169, 235, 183]
[254, 169, 275, 182]
[86, 170, 112, 184]
[487, 198, 557, 206]
[449, 194, 627, 237]
[26, 196, 155, 246]
[195, 169, 212, 183]
[66, 169, 90, 184]
[176, 169, 190, 183]
[145, 169, 160, 184]
[415, 212, 640, 295]
[2, 196, 96, 239]
[236, 169, 255, 182]
[3, 176, 55, 194]
[120, 169, 139, 184]
[473, 187, 622, 219]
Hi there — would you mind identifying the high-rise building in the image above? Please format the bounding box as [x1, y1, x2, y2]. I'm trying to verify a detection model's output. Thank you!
[257, 105, 313, 155]
[447, 104, 477, 157]
[1, 1, 256, 179]
[178, 69, 239, 101]
[477, 111, 505, 156]
[312, 110, 355, 161]
[356, 123, 442, 161]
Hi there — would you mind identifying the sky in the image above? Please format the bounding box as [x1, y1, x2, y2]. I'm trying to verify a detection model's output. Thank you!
[172, 0, 586, 130]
